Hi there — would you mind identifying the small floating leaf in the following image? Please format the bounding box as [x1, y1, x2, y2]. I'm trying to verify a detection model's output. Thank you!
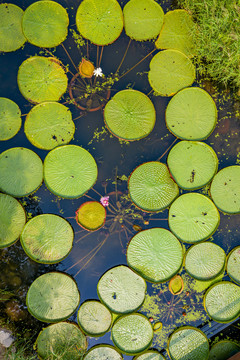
[0, 98, 22, 141]
[209, 340, 240, 360]
[83, 345, 123, 360]
[169, 275, 184, 295]
[76, 201, 106, 231]
[227, 246, 240, 284]
[152, 323, 163, 333]
[79, 58, 95, 78]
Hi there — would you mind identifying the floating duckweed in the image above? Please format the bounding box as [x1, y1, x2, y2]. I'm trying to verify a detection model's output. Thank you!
[76, 201, 106, 231]
[83, 345, 123, 360]
[0, 98, 22, 141]
[226, 246, 240, 284]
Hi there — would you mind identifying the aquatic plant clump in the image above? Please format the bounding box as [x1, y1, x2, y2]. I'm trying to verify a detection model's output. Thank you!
[26, 272, 80, 323]
[148, 49, 195, 96]
[0, 193, 26, 248]
[35, 322, 88, 360]
[22, 0, 69, 48]
[0, 97, 22, 141]
[0, 3, 26, 52]
[76, 0, 123, 46]
[104, 89, 156, 141]
[167, 326, 209, 360]
[128, 161, 179, 212]
[133, 351, 166, 359]
[0, 147, 43, 197]
[76, 201, 106, 231]
[165, 87, 217, 140]
[226, 246, 240, 284]
[208, 340, 240, 360]
[83, 345, 123, 360]
[127, 228, 183, 283]
[123, 0, 164, 41]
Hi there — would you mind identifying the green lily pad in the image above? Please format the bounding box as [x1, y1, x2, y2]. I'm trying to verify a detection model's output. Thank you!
[0, 98, 22, 141]
[148, 49, 195, 96]
[133, 350, 165, 359]
[184, 242, 226, 281]
[169, 193, 220, 243]
[43, 145, 97, 199]
[18, 56, 68, 103]
[167, 326, 209, 360]
[167, 141, 218, 190]
[123, 0, 164, 41]
[165, 87, 217, 140]
[22, 1, 69, 48]
[209, 340, 240, 360]
[97, 265, 146, 314]
[0, 4, 26, 52]
[76, 0, 123, 46]
[204, 281, 240, 323]
[24, 102, 75, 150]
[210, 165, 240, 214]
[227, 246, 240, 284]
[35, 322, 88, 360]
[104, 89, 156, 141]
[76, 201, 106, 231]
[156, 10, 196, 57]
[128, 161, 179, 212]
[20, 214, 74, 264]
[0, 147, 43, 197]
[112, 313, 153, 355]
[26, 272, 80, 323]
[0, 193, 26, 248]
[127, 228, 183, 283]
[83, 345, 123, 360]
[77, 300, 112, 336]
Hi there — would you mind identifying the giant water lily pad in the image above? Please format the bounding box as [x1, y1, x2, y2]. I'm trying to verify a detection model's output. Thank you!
[76, 0, 123, 46]
[227, 246, 240, 284]
[167, 326, 209, 360]
[127, 228, 183, 283]
[26, 272, 80, 322]
[165, 87, 217, 140]
[22, 1, 69, 48]
[0, 193, 26, 248]
[156, 10, 196, 57]
[128, 161, 179, 212]
[18, 56, 68, 103]
[97, 265, 146, 313]
[184, 242, 226, 281]
[83, 345, 123, 360]
[167, 141, 218, 190]
[24, 102, 75, 150]
[204, 281, 240, 323]
[44, 145, 97, 199]
[0, 4, 26, 52]
[36, 322, 87, 360]
[112, 313, 153, 355]
[210, 165, 240, 214]
[0, 147, 43, 197]
[134, 351, 165, 360]
[208, 340, 240, 360]
[169, 193, 220, 243]
[0, 98, 22, 141]
[123, 0, 164, 41]
[148, 50, 195, 96]
[76, 201, 106, 231]
[20, 214, 74, 264]
[104, 90, 156, 141]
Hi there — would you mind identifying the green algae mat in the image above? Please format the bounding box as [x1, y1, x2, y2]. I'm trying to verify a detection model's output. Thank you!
[83, 345, 123, 360]
[76, 201, 106, 231]
[0, 97, 22, 141]
[127, 228, 183, 283]
[227, 246, 240, 284]
[0, 193, 26, 248]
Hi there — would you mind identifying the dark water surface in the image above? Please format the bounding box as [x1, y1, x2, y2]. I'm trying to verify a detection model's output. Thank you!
[1, 0, 240, 358]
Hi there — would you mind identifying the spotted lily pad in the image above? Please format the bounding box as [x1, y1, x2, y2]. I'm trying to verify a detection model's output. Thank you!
[83, 345, 123, 360]
[227, 246, 240, 284]
[0, 98, 22, 141]
[76, 201, 106, 231]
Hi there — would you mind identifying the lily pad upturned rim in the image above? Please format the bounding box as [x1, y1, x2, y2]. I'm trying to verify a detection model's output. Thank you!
[0, 97, 22, 141]
[83, 344, 123, 360]
[75, 201, 107, 231]
[226, 246, 240, 285]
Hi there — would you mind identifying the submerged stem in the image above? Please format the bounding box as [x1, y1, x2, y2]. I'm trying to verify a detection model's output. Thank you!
[156, 138, 178, 161]
[115, 39, 132, 74]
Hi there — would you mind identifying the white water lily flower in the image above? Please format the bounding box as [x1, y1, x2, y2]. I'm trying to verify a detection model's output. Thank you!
[93, 67, 103, 77]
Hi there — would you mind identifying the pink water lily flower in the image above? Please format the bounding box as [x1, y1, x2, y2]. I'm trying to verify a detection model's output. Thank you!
[100, 196, 109, 207]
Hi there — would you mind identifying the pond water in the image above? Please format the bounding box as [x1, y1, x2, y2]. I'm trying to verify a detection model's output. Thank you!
[0, 0, 240, 358]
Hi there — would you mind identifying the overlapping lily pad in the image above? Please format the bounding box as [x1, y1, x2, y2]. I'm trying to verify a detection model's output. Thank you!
[26, 272, 80, 323]
[165, 87, 217, 140]
[43, 145, 98, 199]
[35, 322, 88, 360]
[83, 345, 123, 360]
[167, 326, 209, 360]
[148, 50, 195, 96]
[18, 56, 68, 103]
[127, 228, 183, 283]
[0, 193, 26, 248]
[123, 0, 164, 41]
[210, 165, 240, 214]
[0, 4, 26, 52]
[167, 141, 218, 190]
[22, 1, 69, 48]
[133, 351, 165, 360]
[128, 161, 179, 212]
[209, 340, 240, 360]
[204, 281, 240, 323]
[184, 242, 226, 281]
[169, 193, 220, 243]
[156, 10, 196, 57]
[0, 98, 22, 141]
[226, 246, 240, 284]
[76, 0, 123, 45]
[24, 102, 75, 150]
[0, 147, 43, 197]
[76, 201, 106, 231]
[104, 90, 156, 141]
